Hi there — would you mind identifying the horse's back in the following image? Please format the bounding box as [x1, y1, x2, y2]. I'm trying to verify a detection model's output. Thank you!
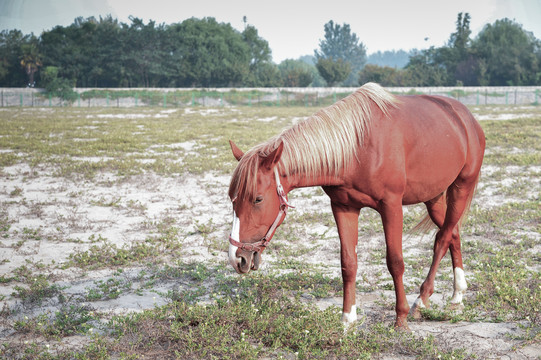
[411, 94, 485, 175]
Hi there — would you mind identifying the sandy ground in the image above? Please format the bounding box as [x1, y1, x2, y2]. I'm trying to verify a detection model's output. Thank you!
[0, 107, 540, 358]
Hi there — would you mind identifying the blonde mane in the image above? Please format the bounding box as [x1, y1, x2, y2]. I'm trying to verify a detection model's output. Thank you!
[229, 83, 398, 201]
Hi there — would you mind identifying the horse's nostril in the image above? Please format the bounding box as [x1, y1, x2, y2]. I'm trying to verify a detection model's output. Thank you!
[237, 253, 254, 273]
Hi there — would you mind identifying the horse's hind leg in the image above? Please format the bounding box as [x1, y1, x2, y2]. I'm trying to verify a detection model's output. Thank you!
[411, 182, 472, 318]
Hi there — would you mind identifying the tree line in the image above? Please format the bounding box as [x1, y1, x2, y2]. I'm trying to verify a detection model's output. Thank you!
[360, 14, 541, 87]
[1, 13, 540, 93]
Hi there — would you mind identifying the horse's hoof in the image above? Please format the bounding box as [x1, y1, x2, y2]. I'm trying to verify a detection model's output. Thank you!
[448, 302, 465, 311]
[410, 307, 422, 320]
[394, 318, 411, 332]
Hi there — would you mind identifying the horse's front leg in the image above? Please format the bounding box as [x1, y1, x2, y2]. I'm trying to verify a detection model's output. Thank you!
[379, 199, 410, 329]
[331, 203, 360, 325]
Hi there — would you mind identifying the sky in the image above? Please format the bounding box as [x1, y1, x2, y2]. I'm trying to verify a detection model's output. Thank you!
[1, 0, 540, 63]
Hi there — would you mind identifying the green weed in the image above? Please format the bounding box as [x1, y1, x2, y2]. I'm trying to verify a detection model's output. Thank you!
[14, 304, 96, 339]
[86, 277, 132, 301]
[11, 274, 60, 304]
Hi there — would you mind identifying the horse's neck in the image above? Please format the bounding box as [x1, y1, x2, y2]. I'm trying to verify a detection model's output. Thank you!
[283, 172, 344, 192]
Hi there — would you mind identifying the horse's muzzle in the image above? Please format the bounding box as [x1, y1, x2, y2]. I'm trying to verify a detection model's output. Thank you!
[236, 250, 261, 273]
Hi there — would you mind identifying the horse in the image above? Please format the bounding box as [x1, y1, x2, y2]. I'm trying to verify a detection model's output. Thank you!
[227, 83, 485, 329]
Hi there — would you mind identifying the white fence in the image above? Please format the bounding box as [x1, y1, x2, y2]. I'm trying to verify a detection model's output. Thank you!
[1, 86, 540, 107]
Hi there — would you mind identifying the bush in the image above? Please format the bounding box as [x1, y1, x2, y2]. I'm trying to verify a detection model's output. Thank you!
[40, 66, 77, 102]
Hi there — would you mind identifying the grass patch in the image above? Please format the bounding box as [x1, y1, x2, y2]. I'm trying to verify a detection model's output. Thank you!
[14, 304, 96, 339]
[482, 118, 541, 166]
[98, 276, 466, 360]
[11, 265, 61, 304]
[66, 240, 160, 269]
[467, 248, 540, 323]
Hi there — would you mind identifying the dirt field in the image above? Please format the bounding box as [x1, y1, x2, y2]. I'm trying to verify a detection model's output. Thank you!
[0, 104, 539, 359]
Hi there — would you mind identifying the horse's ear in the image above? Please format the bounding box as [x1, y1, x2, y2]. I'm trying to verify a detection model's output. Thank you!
[260, 141, 283, 170]
[229, 140, 244, 161]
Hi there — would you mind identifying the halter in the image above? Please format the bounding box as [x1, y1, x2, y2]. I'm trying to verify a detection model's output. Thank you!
[229, 168, 294, 253]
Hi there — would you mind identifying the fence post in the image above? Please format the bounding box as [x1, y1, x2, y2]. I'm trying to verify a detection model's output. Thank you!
[191, 92, 195, 106]
[49, 94, 52, 107]
[163, 93, 167, 108]
[78, 93, 81, 107]
[135, 93, 138, 107]
[249, 93, 252, 107]
[505, 91, 508, 105]
[276, 90, 280, 106]
[106, 93, 110, 107]
[20, 93, 23, 107]
[476, 90, 479, 105]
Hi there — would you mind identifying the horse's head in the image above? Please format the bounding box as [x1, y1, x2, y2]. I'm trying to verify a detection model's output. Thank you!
[227, 140, 292, 274]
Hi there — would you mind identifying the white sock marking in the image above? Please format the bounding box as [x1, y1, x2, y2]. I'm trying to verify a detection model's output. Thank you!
[413, 296, 426, 310]
[450, 267, 467, 304]
[342, 305, 357, 324]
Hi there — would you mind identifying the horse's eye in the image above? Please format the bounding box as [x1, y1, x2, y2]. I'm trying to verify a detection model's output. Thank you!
[254, 196, 263, 204]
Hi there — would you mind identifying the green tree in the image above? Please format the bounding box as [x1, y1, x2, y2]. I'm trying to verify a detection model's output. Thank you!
[278, 59, 313, 87]
[443, 12, 476, 85]
[315, 57, 351, 86]
[248, 62, 281, 87]
[358, 64, 401, 86]
[241, 24, 278, 86]
[89, 16, 123, 87]
[169, 17, 251, 87]
[314, 20, 366, 86]
[19, 36, 42, 86]
[40, 19, 93, 87]
[450, 13, 472, 55]
[0, 30, 31, 86]
[472, 18, 541, 85]
[122, 17, 170, 87]
[404, 48, 448, 86]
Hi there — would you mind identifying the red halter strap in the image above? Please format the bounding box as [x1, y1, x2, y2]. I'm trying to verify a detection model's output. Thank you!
[229, 169, 294, 253]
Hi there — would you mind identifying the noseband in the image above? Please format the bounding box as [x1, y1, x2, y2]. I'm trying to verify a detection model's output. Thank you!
[229, 168, 294, 253]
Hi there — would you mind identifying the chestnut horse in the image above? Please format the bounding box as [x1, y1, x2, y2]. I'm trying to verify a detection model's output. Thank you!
[227, 83, 485, 329]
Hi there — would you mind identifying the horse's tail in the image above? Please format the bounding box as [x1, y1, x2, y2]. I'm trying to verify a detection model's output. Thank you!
[411, 171, 481, 234]
[410, 210, 437, 234]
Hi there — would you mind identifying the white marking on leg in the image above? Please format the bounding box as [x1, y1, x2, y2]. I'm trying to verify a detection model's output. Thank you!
[450, 267, 467, 304]
[228, 212, 241, 268]
[413, 296, 426, 310]
[342, 305, 357, 325]
[411, 296, 426, 319]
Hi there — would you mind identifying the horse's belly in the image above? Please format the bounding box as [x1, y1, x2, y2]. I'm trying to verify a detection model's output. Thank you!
[403, 144, 466, 204]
